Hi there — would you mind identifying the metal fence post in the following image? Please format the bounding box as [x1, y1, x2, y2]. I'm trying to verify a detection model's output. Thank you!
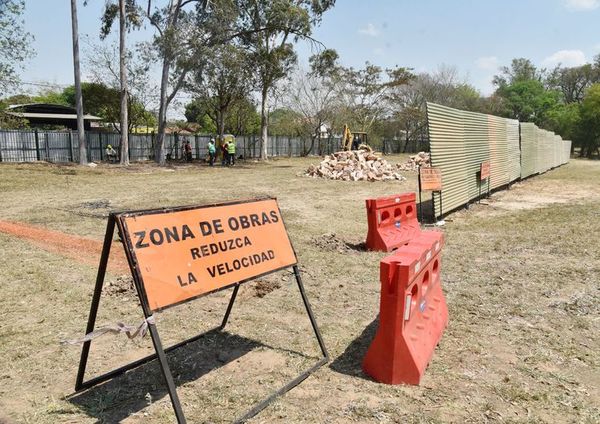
[34, 129, 41, 161]
[99, 132, 104, 161]
[44, 132, 50, 162]
[68, 131, 74, 162]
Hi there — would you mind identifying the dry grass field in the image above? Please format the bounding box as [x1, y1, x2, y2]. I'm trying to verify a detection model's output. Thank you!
[0, 155, 599, 423]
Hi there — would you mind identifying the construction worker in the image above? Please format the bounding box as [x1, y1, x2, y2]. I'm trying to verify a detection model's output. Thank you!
[183, 139, 193, 162]
[227, 136, 236, 166]
[207, 138, 216, 166]
[221, 140, 229, 166]
[105, 144, 118, 163]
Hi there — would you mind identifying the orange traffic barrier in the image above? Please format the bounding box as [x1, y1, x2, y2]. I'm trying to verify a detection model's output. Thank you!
[365, 193, 421, 252]
[362, 230, 448, 385]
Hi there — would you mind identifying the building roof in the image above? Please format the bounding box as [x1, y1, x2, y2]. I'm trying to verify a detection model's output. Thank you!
[5, 103, 102, 121]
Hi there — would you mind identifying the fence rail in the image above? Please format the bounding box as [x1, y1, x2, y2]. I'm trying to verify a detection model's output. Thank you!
[0, 129, 429, 164]
[0, 130, 360, 163]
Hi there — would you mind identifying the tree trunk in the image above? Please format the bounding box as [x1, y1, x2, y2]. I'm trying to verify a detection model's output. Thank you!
[70, 0, 87, 165]
[218, 109, 225, 143]
[155, 57, 170, 165]
[260, 86, 269, 160]
[119, 0, 129, 165]
[153, 1, 181, 166]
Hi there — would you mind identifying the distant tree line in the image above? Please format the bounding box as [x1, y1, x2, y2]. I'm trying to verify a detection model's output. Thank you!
[3, 0, 600, 161]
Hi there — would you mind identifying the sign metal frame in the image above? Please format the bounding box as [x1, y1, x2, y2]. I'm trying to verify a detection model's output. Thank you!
[418, 166, 443, 222]
[478, 161, 491, 201]
[73, 198, 329, 423]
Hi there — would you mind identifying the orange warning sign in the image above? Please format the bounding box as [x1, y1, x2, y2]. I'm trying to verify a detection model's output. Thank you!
[480, 161, 490, 180]
[420, 167, 442, 191]
[117, 198, 297, 311]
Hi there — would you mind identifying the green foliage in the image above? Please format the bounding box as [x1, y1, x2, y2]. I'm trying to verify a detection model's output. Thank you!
[493, 58, 541, 87]
[96, 0, 144, 39]
[576, 83, 600, 157]
[236, 0, 336, 157]
[546, 62, 600, 104]
[268, 108, 303, 136]
[0, 99, 28, 128]
[545, 102, 580, 141]
[0, 0, 34, 92]
[185, 95, 259, 136]
[496, 79, 561, 124]
[186, 43, 254, 138]
[309, 48, 339, 77]
[61, 82, 155, 131]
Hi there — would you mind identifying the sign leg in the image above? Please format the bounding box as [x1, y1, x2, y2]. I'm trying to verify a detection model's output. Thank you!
[292, 265, 329, 360]
[146, 322, 187, 424]
[75, 214, 116, 391]
[220, 283, 240, 329]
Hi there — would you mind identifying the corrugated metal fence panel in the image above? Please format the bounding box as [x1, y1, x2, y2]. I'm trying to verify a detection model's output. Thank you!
[507, 119, 521, 182]
[554, 134, 562, 168]
[426, 102, 469, 217]
[520, 122, 537, 178]
[462, 110, 489, 201]
[0, 130, 37, 162]
[535, 128, 544, 174]
[548, 132, 555, 170]
[488, 114, 510, 190]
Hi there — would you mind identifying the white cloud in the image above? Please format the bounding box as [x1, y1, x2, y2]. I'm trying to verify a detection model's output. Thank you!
[542, 50, 587, 67]
[475, 56, 499, 71]
[373, 47, 384, 56]
[358, 23, 380, 37]
[564, 0, 600, 11]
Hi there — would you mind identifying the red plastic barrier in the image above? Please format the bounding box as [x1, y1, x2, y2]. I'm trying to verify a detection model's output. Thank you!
[362, 231, 448, 385]
[365, 193, 421, 252]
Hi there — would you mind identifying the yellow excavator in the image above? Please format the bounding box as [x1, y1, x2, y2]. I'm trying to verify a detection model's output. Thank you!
[341, 124, 369, 151]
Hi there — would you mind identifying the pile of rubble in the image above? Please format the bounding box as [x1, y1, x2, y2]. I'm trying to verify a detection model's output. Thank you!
[396, 152, 431, 171]
[306, 149, 406, 182]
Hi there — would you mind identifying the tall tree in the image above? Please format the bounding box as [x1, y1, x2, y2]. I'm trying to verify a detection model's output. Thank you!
[577, 83, 600, 158]
[337, 62, 413, 135]
[493, 58, 542, 87]
[285, 50, 341, 154]
[83, 39, 157, 129]
[97, 0, 144, 164]
[546, 61, 600, 104]
[70, 0, 87, 165]
[186, 43, 254, 143]
[119, 0, 129, 164]
[237, 0, 336, 159]
[0, 0, 34, 93]
[144, 0, 235, 165]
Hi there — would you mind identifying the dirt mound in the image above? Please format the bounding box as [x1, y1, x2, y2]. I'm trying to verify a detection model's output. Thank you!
[312, 233, 365, 253]
[105, 276, 137, 298]
[253, 280, 282, 298]
[306, 150, 406, 182]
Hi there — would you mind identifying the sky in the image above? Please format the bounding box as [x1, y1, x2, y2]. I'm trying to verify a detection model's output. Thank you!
[13, 0, 600, 111]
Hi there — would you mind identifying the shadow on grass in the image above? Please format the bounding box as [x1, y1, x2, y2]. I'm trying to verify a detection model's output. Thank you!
[68, 330, 263, 422]
[329, 318, 378, 380]
[418, 198, 435, 223]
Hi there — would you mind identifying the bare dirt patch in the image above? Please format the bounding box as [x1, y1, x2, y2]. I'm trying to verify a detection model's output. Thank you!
[0, 220, 129, 274]
[472, 168, 600, 216]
